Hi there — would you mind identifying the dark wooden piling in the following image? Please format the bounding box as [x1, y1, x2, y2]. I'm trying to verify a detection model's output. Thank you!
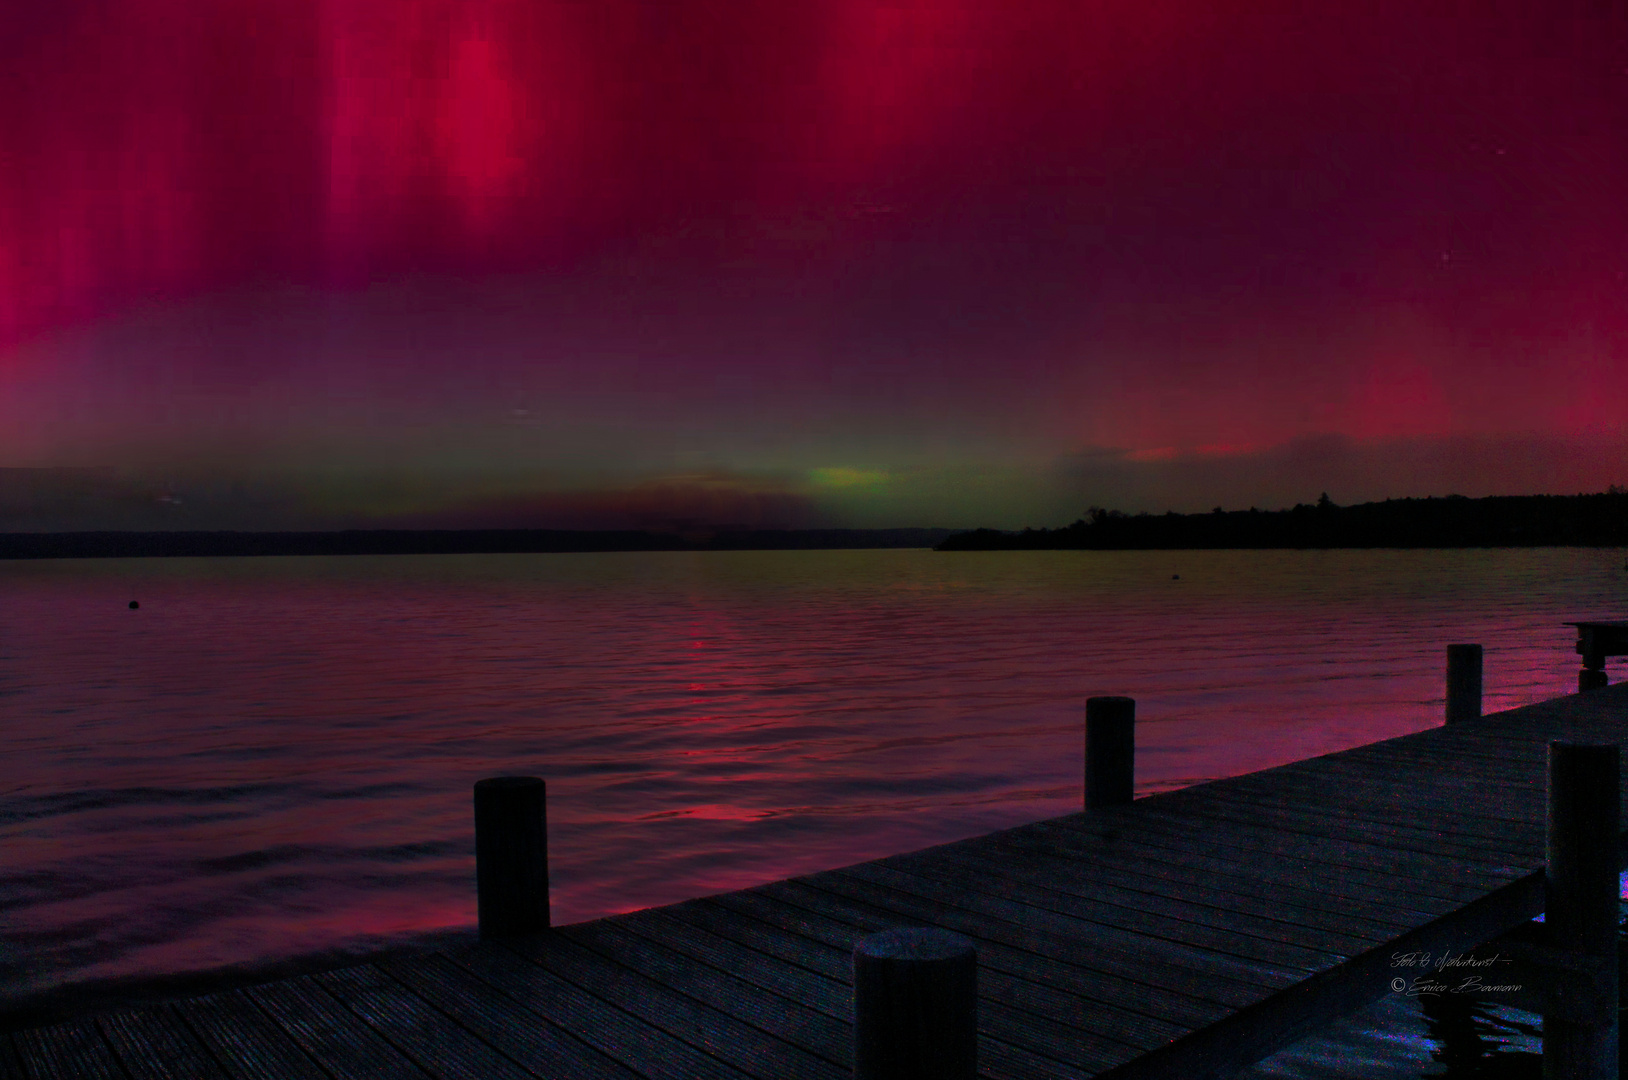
[1446, 644, 1482, 725]
[1567, 622, 1628, 692]
[1085, 696, 1135, 809]
[852, 927, 977, 1080]
[474, 776, 549, 938]
[1544, 741, 1620, 1079]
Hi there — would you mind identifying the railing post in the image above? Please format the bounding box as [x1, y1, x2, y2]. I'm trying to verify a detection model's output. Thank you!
[852, 928, 977, 1080]
[474, 776, 550, 938]
[1543, 742, 1619, 1079]
[1085, 696, 1135, 809]
[1446, 644, 1483, 725]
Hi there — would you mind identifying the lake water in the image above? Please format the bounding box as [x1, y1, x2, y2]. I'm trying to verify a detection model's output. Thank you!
[2, 546, 1624, 1065]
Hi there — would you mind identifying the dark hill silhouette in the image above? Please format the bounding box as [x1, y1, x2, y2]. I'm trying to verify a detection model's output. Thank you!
[935, 490, 1628, 550]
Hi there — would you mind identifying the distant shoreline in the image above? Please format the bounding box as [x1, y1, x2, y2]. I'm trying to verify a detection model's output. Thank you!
[935, 491, 1628, 550]
[6, 492, 1627, 558]
[0, 527, 955, 560]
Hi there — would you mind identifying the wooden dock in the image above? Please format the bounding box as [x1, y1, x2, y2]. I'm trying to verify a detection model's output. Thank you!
[7, 683, 1628, 1079]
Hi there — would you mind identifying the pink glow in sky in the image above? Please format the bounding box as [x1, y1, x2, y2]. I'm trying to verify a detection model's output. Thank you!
[1, 0, 1626, 530]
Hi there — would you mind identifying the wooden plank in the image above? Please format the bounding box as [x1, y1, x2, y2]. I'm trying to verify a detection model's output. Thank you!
[612, 899, 1189, 1057]
[1457, 700, 1611, 724]
[1332, 735, 1547, 775]
[650, 893, 1231, 1046]
[689, 892, 1142, 1077]
[875, 841, 1383, 959]
[1225, 757, 1545, 828]
[0, 1034, 26, 1080]
[653, 896, 863, 984]
[744, 875, 1253, 1038]
[1066, 803, 1517, 904]
[1130, 794, 1537, 873]
[617, 902, 1133, 1080]
[1201, 784, 1544, 859]
[987, 817, 1448, 928]
[1165, 765, 1530, 847]
[1157, 795, 1542, 879]
[814, 857, 1347, 975]
[622, 901, 857, 1003]
[246, 975, 432, 1080]
[737, 873, 1280, 1009]
[1254, 772, 1545, 830]
[442, 940, 749, 1080]
[690, 888, 1149, 1073]
[905, 834, 1413, 945]
[1402, 735, 1570, 767]
[314, 962, 538, 1080]
[1102, 870, 1550, 1080]
[1219, 734, 1534, 793]
[1252, 743, 1546, 799]
[11, 1018, 124, 1080]
[1367, 721, 1557, 753]
[931, 814, 1426, 931]
[1122, 798, 1533, 882]
[814, 840, 1347, 977]
[648, 896, 1101, 1080]
[1178, 783, 1544, 862]
[501, 923, 842, 1080]
[1319, 751, 1542, 793]
[964, 1039, 1090, 1080]
[1029, 812, 1474, 914]
[553, 921, 849, 1069]
[605, 910, 1093, 1080]
[1325, 746, 1620, 827]
[1441, 716, 1628, 750]
[374, 952, 642, 1080]
[97, 1005, 229, 1080]
[1067, 814, 1497, 905]
[612, 906, 854, 1020]
[706, 878, 1284, 1011]
[173, 991, 329, 1080]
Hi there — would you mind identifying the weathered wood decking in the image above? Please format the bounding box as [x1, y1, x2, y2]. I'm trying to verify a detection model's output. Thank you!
[8, 684, 1628, 1080]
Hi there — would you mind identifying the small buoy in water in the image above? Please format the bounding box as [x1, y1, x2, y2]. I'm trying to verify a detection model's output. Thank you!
[128, 600, 139, 609]
[1171, 574, 1180, 580]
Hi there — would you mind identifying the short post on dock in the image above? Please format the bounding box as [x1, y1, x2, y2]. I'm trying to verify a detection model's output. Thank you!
[1543, 741, 1619, 1079]
[1085, 695, 1135, 809]
[852, 927, 977, 1080]
[1446, 644, 1482, 725]
[474, 775, 550, 938]
[1567, 622, 1626, 692]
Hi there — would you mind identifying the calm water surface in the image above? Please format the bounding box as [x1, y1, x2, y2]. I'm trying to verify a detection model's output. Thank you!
[2, 547, 1624, 1046]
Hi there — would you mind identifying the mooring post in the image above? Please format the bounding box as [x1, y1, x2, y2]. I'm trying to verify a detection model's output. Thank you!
[1446, 644, 1483, 725]
[852, 927, 977, 1080]
[1085, 696, 1135, 809]
[1544, 742, 1619, 1079]
[1580, 656, 1609, 693]
[1577, 625, 1610, 692]
[474, 776, 549, 938]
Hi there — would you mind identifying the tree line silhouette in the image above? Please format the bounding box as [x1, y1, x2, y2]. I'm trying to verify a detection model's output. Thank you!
[937, 489, 1628, 550]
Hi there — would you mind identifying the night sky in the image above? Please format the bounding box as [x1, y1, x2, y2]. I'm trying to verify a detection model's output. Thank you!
[2, 0, 1625, 531]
